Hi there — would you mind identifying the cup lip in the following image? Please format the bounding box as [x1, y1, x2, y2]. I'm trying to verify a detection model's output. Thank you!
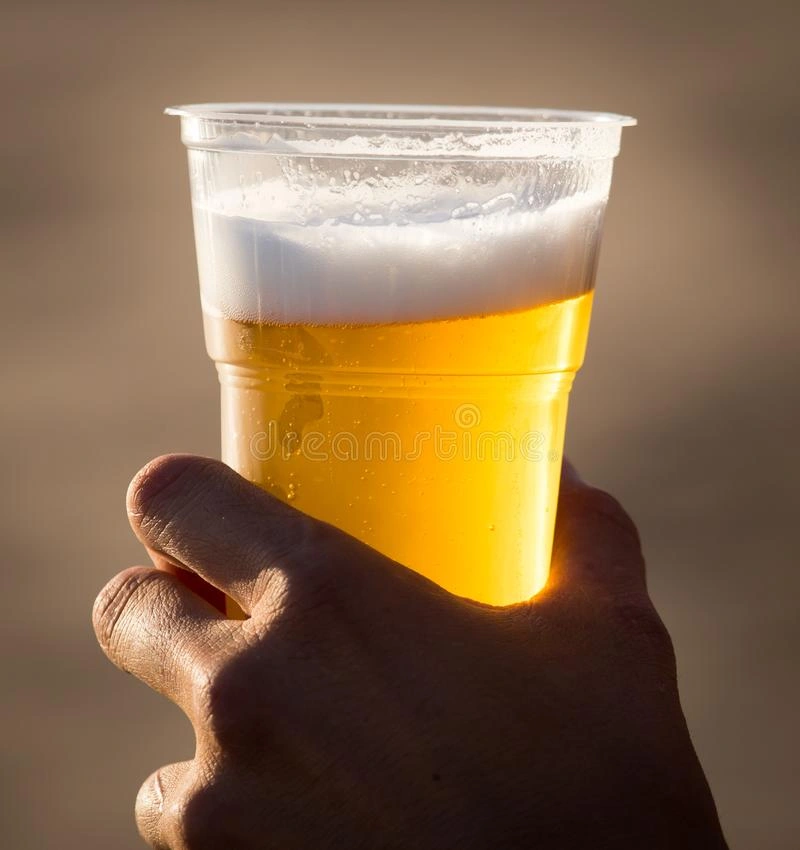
[164, 102, 637, 131]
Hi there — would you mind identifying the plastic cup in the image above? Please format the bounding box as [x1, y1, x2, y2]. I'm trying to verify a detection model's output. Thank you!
[167, 103, 635, 605]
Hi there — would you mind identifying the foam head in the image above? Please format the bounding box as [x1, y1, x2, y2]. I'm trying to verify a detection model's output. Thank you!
[192, 167, 611, 325]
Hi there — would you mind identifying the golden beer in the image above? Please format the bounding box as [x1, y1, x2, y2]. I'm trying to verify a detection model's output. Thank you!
[205, 291, 593, 605]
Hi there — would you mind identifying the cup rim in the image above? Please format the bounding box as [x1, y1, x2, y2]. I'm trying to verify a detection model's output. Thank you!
[165, 102, 637, 131]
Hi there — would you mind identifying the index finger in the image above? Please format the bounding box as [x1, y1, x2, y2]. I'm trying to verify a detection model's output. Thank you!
[127, 455, 322, 614]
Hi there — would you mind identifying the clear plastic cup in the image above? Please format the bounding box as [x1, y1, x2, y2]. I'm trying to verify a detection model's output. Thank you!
[167, 103, 635, 605]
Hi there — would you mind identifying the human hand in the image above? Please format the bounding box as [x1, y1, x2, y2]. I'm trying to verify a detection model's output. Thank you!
[93, 455, 727, 849]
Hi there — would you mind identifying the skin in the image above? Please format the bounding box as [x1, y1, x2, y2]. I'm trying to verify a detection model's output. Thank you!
[93, 455, 728, 849]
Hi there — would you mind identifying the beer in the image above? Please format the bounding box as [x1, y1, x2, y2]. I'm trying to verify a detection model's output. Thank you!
[205, 292, 593, 605]
[169, 102, 635, 604]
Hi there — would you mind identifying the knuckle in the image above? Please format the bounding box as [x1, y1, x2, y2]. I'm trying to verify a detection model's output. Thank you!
[193, 656, 242, 729]
[300, 522, 360, 593]
[190, 658, 227, 725]
[581, 486, 642, 547]
[195, 655, 275, 753]
[258, 521, 350, 617]
[294, 559, 341, 610]
[161, 790, 196, 849]
[168, 777, 229, 850]
[92, 568, 162, 656]
[278, 568, 342, 635]
[611, 598, 676, 667]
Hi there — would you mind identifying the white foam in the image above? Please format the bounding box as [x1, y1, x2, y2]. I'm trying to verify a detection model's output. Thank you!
[193, 180, 606, 325]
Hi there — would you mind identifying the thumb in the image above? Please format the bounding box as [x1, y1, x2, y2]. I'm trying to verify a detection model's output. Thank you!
[547, 458, 647, 599]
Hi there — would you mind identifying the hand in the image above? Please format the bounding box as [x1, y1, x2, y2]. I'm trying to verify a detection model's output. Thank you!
[93, 455, 727, 849]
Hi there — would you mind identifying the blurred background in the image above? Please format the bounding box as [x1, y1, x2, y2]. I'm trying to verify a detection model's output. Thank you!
[2, 0, 798, 846]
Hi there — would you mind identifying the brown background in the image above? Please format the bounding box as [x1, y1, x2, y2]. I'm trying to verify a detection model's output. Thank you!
[2, 0, 798, 847]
